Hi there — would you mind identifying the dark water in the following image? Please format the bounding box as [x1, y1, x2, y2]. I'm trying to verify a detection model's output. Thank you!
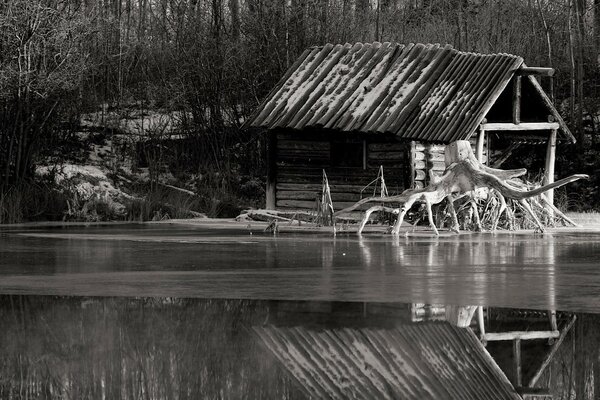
[1, 224, 600, 399]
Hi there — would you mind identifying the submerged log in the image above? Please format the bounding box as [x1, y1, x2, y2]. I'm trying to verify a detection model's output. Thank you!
[335, 140, 588, 235]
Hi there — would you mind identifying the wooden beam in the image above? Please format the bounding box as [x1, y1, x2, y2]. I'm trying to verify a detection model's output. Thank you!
[476, 125, 485, 162]
[513, 339, 522, 387]
[266, 132, 277, 210]
[526, 75, 576, 143]
[484, 330, 560, 341]
[512, 76, 522, 124]
[544, 129, 557, 208]
[528, 315, 577, 387]
[492, 142, 521, 168]
[516, 66, 555, 76]
[482, 122, 560, 131]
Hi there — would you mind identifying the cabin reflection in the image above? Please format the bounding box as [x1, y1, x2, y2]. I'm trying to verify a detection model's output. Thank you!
[0, 296, 587, 399]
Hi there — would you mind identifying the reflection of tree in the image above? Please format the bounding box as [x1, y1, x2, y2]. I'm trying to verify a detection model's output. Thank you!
[0, 296, 305, 399]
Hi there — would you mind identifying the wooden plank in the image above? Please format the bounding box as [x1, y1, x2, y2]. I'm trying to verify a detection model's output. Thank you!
[482, 122, 560, 131]
[516, 66, 555, 76]
[483, 330, 560, 341]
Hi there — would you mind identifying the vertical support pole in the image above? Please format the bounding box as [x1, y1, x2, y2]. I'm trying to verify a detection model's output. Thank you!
[512, 76, 522, 124]
[513, 339, 522, 387]
[544, 128, 557, 208]
[476, 125, 485, 162]
[266, 131, 277, 210]
[549, 310, 558, 331]
[409, 141, 416, 189]
[477, 306, 486, 341]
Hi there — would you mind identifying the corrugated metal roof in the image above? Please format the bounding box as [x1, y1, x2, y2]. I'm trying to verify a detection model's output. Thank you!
[248, 42, 528, 143]
[254, 322, 522, 400]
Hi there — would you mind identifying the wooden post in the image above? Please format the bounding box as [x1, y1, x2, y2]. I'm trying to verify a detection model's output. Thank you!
[544, 129, 557, 208]
[512, 76, 522, 124]
[266, 132, 277, 210]
[477, 306, 486, 341]
[476, 125, 485, 162]
[513, 339, 522, 387]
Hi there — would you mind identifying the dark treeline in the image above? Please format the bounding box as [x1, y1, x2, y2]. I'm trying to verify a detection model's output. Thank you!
[0, 0, 599, 215]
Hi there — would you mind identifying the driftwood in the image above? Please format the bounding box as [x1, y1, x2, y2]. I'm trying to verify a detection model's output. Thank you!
[335, 141, 588, 235]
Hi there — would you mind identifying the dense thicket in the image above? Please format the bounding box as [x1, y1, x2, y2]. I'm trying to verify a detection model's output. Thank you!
[0, 0, 599, 213]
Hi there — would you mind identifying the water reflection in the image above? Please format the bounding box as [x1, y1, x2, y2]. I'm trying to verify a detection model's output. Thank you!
[1, 296, 598, 399]
[0, 227, 599, 312]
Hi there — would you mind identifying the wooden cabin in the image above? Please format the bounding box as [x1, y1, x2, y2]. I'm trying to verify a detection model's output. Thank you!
[246, 42, 575, 211]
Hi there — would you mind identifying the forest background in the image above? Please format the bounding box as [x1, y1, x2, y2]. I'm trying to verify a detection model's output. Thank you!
[0, 0, 599, 223]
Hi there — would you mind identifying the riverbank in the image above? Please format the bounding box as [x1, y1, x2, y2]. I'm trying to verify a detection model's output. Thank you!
[3, 212, 600, 235]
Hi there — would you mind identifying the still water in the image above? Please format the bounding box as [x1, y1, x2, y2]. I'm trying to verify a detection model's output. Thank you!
[0, 224, 600, 312]
[1, 224, 600, 399]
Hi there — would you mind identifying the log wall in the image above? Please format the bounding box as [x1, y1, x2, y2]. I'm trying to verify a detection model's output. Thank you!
[410, 138, 487, 188]
[275, 132, 409, 211]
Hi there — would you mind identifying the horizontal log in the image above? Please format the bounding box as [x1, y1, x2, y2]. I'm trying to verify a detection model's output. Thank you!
[483, 330, 560, 341]
[368, 142, 407, 152]
[414, 143, 446, 152]
[426, 153, 445, 162]
[278, 140, 330, 151]
[276, 199, 376, 210]
[414, 170, 426, 180]
[366, 161, 406, 169]
[516, 66, 555, 77]
[413, 181, 425, 189]
[277, 183, 366, 193]
[428, 161, 446, 171]
[413, 160, 426, 170]
[368, 151, 406, 161]
[278, 176, 376, 186]
[277, 190, 360, 202]
[411, 151, 425, 161]
[276, 160, 329, 167]
[481, 122, 559, 131]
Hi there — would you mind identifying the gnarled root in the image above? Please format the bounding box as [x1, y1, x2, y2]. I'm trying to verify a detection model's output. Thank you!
[334, 140, 588, 235]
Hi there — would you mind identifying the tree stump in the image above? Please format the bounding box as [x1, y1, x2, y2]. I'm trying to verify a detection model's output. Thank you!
[335, 140, 588, 235]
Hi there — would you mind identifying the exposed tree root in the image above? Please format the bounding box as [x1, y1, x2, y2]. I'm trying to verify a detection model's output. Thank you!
[334, 141, 589, 235]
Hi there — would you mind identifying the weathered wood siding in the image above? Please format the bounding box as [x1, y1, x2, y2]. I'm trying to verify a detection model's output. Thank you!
[275, 132, 409, 210]
[411, 138, 487, 188]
